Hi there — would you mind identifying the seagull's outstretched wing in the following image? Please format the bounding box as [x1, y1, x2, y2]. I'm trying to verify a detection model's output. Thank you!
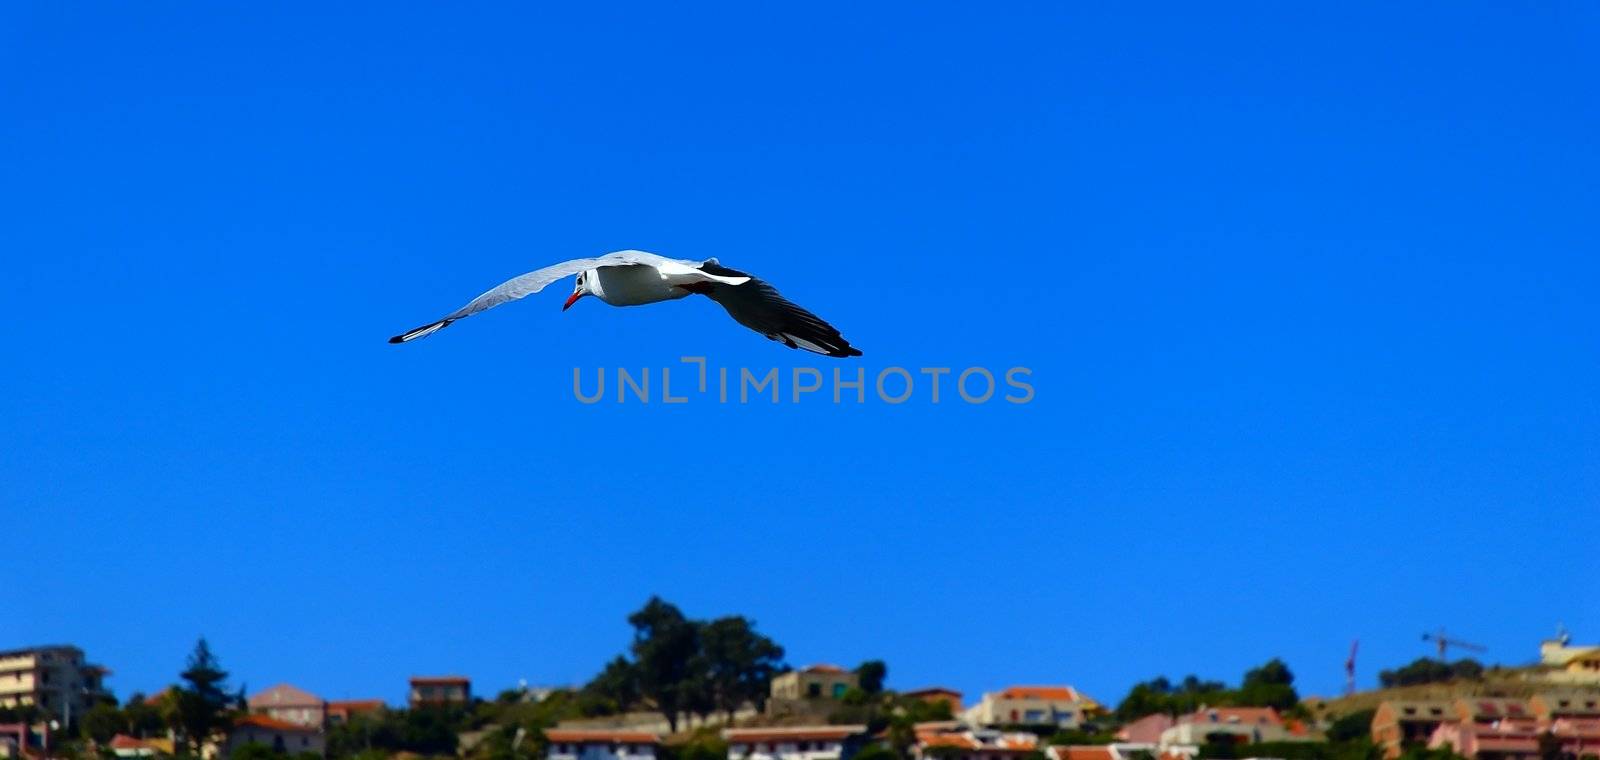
[698, 262, 862, 358]
[389, 250, 712, 344]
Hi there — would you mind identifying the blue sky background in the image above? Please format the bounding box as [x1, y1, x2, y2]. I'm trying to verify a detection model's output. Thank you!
[3, 3, 1597, 706]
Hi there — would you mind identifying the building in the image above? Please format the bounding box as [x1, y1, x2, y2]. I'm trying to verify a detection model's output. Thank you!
[1530, 690, 1600, 721]
[227, 714, 325, 757]
[326, 700, 386, 725]
[1116, 714, 1174, 744]
[545, 729, 660, 760]
[903, 688, 964, 715]
[408, 676, 470, 708]
[912, 724, 1038, 760]
[724, 726, 867, 760]
[0, 645, 111, 721]
[248, 684, 326, 728]
[1372, 700, 1453, 758]
[1540, 630, 1600, 684]
[962, 686, 1099, 730]
[1159, 707, 1292, 747]
[770, 665, 859, 701]
[107, 735, 154, 759]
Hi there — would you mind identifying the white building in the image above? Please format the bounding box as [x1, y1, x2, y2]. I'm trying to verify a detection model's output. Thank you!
[724, 726, 866, 760]
[545, 729, 661, 760]
[0, 645, 111, 721]
[962, 686, 1099, 729]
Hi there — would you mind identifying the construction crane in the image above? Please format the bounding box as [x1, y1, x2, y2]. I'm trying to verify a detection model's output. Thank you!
[1422, 628, 1487, 660]
[1345, 640, 1359, 696]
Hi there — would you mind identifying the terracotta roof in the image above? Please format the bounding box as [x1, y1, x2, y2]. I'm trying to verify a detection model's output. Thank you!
[248, 683, 325, 708]
[1178, 707, 1282, 727]
[725, 726, 864, 743]
[544, 730, 660, 744]
[410, 675, 470, 684]
[998, 686, 1080, 701]
[108, 735, 151, 750]
[328, 699, 386, 712]
[1047, 747, 1114, 760]
[235, 714, 320, 733]
[801, 664, 847, 674]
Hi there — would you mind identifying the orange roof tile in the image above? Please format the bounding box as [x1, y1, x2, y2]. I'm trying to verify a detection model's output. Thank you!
[235, 714, 319, 733]
[999, 686, 1080, 701]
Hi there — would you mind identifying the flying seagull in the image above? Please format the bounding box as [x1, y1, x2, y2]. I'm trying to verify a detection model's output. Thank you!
[389, 250, 862, 357]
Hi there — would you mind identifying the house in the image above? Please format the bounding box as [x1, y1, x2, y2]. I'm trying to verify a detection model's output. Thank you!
[770, 665, 859, 701]
[545, 729, 660, 760]
[1159, 707, 1292, 747]
[1116, 714, 1174, 744]
[408, 676, 470, 708]
[0, 645, 112, 720]
[326, 700, 386, 725]
[904, 688, 964, 715]
[1540, 631, 1600, 684]
[962, 686, 1099, 730]
[724, 726, 866, 760]
[1372, 700, 1454, 758]
[912, 723, 1037, 760]
[108, 735, 159, 758]
[248, 684, 326, 728]
[227, 714, 325, 757]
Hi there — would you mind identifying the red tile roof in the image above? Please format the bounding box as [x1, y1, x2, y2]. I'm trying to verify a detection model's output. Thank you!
[328, 699, 386, 712]
[409, 676, 470, 684]
[1047, 747, 1115, 760]
[235, 714, 319, 733]
[544, 730, 659, 744]
[1178, 707, 1282, 727]
[802, 664, 847, 674]
[998, 686, 1080, 701]
[109, 735, 151, 750]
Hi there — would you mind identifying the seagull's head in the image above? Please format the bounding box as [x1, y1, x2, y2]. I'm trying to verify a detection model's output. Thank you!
[563, 271, 594, 311]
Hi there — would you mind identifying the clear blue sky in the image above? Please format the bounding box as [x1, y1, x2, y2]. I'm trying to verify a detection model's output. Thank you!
[4, 2, 1597, 708]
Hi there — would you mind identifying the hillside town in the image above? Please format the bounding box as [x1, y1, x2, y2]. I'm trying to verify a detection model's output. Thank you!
[4, 616, 1598, 760]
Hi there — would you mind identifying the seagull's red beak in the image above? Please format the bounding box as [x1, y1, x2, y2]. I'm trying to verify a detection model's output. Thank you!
[562, 291, 585, 311]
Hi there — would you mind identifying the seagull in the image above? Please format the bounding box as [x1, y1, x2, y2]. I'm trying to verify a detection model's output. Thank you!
[389, 250, 862, 357]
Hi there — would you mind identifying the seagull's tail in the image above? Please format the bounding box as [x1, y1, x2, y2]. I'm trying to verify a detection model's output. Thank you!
[388, 318, 454, 344]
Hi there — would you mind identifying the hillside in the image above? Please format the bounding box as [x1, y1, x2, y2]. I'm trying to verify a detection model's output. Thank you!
[1305, 664, 1598, 718]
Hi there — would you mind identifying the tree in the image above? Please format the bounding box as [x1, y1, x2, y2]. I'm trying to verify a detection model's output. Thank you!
[585, 656, 642, 715]
[175, 638, 236, 753]
[1327, 710, 1377, 744]
[700, 616, 786, 719]
[1236, 658, 1298, 710]
[629, 597, 701, 732]
[855, 661, 887, 695]
[80, 702, 124, 744]
[1378, 659, 1484, 689]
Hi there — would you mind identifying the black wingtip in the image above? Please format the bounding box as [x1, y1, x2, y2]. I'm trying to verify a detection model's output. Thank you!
[387, 335, 405, 344]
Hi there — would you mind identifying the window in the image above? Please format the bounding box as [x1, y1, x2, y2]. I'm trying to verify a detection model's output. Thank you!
[833, 684, 847, 699]
[808, 684, 822, 698]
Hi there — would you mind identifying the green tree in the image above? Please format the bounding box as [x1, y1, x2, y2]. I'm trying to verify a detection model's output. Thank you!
[80, 702, 124, 744]
[1236, 658, 1298, 710]
[1327, 710, 1376, 744]
[855, 661, 887, 695]
[701, 617, 786, 719]
[176, 638, 236, 753]
[585, 656, 642, 715]
[629, 597, 701, 733]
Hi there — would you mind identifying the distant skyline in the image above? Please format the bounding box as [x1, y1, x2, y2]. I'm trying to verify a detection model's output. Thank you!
[5, 2, 1597, 712]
